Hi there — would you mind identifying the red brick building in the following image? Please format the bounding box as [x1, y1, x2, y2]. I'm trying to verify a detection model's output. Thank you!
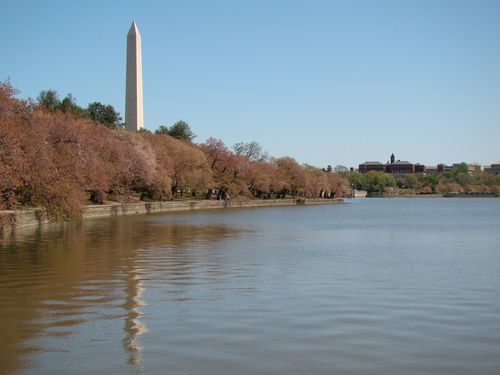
[485, 164, 500, 175]
[385, 160, 414, 175]
[414, 163, 425, 174]
[359, 154, 427, 175]
[358, 161, 384, 174]
[382, 153, 413, 175]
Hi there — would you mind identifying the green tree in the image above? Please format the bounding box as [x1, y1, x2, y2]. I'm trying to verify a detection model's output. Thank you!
[448, 163, 468, 179]
[455, 172, 471, 186]
[60, 94, 86, 117]
[424, 175, 439, 187]
[348, 172, 367, 190]
[418, 174, 440, 193]
[155, 125, 169, 135]
[37, 90, 60, 111]
[365, 171, 395, 194]
[402, 174, 418, 189]
[86, 102, 122, 129]
[156, 120, 195, 141]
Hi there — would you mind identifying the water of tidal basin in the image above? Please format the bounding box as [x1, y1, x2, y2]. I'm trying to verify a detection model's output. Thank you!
[1, 198, 500, 375]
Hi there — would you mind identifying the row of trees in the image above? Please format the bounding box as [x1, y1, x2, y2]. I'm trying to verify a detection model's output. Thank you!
[0, 82, 350, 219]
[347, 170, 500, 195]
[37, 90, 122, 129]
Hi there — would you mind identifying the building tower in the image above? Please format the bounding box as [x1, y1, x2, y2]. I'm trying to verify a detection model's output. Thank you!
[390, 153, 395, 164]
[125, 22, 144, 132]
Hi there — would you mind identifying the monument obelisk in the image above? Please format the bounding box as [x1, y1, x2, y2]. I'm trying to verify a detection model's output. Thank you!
[125, 21, 144, 132]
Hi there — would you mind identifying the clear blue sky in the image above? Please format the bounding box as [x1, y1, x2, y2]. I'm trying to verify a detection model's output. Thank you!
[2, 0, 499, 168]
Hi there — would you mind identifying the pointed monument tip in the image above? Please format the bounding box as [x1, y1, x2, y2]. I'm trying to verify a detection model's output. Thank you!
[128, 21, 140, 35]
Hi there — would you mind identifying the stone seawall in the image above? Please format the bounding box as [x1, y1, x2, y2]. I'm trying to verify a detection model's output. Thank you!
[0, 198, 343, 234]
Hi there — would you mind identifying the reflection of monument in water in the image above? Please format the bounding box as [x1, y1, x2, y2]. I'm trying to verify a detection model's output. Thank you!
[124, 22, 147, 368]
[125, 21, 144, 132]
[123, 262, 148, 371]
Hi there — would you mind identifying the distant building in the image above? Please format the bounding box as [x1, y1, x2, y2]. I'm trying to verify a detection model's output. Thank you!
[359, 161, 384, 174]
[426, 166, 438, 175]
[437, 164, 452, 175]
[414, 163, 425, 174]
[485, 164, 500, 175]
[385, 159, 414, 175]
[359, 154, 422, 175]
[468, 164, 482, 174]
[439, 163, 484, 175]
[356, 155, 489, 176]
[381, 154, 414, 175]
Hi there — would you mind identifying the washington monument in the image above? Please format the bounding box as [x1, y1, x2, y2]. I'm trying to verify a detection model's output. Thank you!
[125, 21, 144, 132]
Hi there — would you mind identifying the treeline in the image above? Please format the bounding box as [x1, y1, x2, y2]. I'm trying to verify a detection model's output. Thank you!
[37, 90, 122, 129]
[0, 82, 350, 219]
[348, 169, 500, 195]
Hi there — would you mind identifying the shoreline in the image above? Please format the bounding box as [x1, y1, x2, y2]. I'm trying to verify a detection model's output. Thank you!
[365, 194, 442, 198]
[0, 198, 343, 234]
[365, 193, 498, 198]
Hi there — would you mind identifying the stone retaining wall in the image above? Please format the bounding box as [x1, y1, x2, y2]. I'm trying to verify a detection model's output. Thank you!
[0, 198, 342, 234]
